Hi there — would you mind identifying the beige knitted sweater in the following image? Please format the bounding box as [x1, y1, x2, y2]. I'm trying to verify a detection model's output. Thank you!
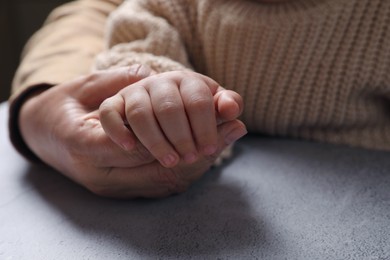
[9, 0, 390, 161]
[95, 0, 390, 150]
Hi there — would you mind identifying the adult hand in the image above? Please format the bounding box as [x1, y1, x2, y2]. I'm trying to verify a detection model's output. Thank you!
[19, 65, 247, 198]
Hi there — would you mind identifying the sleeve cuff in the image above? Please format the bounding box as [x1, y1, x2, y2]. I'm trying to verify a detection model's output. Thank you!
[8, 84, 53, 163]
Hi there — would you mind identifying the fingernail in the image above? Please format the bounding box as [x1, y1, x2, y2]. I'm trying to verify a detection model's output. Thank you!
[161, 153, 177, 168]
[202, 145, 217, 156]
[225, 127, 247, 145]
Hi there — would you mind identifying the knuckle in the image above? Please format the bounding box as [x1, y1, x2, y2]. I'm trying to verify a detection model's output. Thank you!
[187, 96, 212, 111]
[126, 103, 148, 121]
[99, 99, 115, 117]
[124, 88, 149, 119]
[156, 101, 183, 115]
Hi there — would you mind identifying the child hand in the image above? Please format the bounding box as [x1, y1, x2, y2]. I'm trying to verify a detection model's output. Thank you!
[99, 70, 243, 168]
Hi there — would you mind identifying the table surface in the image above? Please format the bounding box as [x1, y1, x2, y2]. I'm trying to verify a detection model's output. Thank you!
[1, 102, 389, 260]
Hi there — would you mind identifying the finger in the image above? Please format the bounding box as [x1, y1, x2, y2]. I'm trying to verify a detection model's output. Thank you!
[217, 119, 247, 146]
[180, 77, 218, 156]
[88, 120, 247, 199]
[202, 119, 247, 167]
[149, 81, 199, 164]
[185, 119, 247, 168]
[123, 85, 180, 168]
[75, 113, 155, 168]
[214, 88, 244, 124]
[193, 72, 221, 94]
[183, 119, 247, 169]
[99, 94, 136, 150]
[73, 64, 156, 108]
[88, 161, 188, 199]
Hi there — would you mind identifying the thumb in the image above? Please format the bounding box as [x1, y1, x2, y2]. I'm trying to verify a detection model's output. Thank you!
[214, 89, 244, 125]
[74, 64, 156, 108]
[217, 119, 247, 147]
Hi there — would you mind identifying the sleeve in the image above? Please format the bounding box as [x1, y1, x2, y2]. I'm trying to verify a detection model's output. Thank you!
[93, 0, 193, 73]
[8, 0, 123, 162]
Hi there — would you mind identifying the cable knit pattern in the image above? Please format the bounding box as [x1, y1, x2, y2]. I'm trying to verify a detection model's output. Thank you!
[95, 0, 390, 150]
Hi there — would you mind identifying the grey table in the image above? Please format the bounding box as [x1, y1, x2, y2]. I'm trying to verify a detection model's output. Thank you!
[1, 101, 389, 260]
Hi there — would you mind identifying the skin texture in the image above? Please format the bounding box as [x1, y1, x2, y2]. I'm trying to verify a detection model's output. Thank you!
[99, 70, 244, 168]
[19, 65, 247, 198]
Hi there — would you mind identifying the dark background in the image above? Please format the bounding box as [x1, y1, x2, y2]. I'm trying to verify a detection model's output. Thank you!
[0, 0, 71, 102]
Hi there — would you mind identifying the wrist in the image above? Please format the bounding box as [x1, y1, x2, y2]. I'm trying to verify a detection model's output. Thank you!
[9, 84, 52, 163]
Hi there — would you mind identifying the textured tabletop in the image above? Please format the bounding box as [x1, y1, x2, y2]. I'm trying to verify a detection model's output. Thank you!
[1, 102, 389, 260]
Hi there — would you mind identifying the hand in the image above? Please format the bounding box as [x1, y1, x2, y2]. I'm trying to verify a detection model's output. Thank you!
[19, 65, 247, 198]
[90, 119, 246, 198]
[99, 70, 243, 168]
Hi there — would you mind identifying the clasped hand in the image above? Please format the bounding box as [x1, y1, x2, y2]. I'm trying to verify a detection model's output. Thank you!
[19, 65, 247, 198]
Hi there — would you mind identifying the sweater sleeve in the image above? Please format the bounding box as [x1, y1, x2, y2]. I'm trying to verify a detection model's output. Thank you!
[94, 0, 193, 73]
[9, 0, 123, 162]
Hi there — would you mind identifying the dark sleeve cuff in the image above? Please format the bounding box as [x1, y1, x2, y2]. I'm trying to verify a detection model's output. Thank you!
[8, 84, 53, 163]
